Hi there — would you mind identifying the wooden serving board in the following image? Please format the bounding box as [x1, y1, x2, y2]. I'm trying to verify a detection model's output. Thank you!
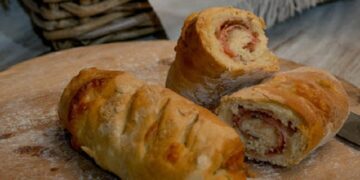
[0, 41, 359, 179]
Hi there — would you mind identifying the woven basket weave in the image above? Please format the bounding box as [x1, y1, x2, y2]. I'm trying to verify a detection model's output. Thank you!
[22, 0, 162, 50]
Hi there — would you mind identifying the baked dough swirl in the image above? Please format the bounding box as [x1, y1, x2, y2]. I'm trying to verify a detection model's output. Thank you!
[166, 7, 279, 109]
[217, 67, 349, 166]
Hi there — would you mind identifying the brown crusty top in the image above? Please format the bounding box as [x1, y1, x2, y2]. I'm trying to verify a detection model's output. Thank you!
[58, 68, 247, 180]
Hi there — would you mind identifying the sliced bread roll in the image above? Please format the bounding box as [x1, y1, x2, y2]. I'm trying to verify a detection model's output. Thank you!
[217, 67, 349, 166]
[166, 7, 279, 109]
[58, 68, 247, 179]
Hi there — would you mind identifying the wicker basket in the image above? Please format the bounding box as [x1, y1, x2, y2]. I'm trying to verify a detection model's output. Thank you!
[22, 0, 162, 50]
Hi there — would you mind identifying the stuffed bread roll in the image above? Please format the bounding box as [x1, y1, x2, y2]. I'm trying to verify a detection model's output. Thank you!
[216, 67, 349, 167]
[166, 7, 279, 109]
[58, 68, 247, 180]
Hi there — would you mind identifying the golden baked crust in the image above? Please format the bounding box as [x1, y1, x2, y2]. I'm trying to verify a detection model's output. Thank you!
[58, 68, 247, 180]
[217, 67, 349, 166]
[166, 7, 279, 109]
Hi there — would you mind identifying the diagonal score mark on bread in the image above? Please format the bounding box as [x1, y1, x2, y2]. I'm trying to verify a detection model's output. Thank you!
[181, 113, 199, 149]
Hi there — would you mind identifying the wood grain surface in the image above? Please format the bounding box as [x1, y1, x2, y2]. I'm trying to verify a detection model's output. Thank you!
[0, 41, 359, 179]
[267, 0, 360, 87]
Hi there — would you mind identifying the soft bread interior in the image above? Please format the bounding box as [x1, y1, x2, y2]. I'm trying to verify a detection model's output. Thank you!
[218, 100, 307, 167]
[197, 8, 277, 72]
[215, 20, 268, 64]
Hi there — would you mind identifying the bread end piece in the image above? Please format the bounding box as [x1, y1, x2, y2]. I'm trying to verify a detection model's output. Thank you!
[166, 7, 279, 108]
[217, 67, 349, 167]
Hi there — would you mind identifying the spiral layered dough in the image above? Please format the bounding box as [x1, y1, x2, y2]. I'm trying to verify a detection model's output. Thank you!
[58, 68, 247, 180]
[217, 67, 349, 167]
[166, 7, 279, 109]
